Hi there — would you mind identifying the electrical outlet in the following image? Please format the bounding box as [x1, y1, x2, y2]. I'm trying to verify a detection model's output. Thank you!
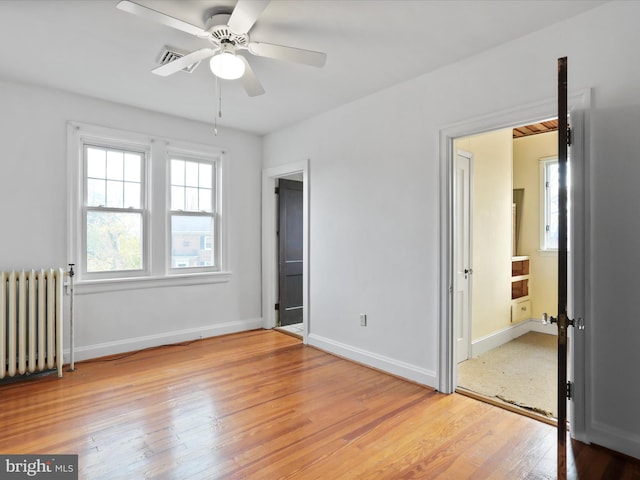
[360, 314, 367, 327]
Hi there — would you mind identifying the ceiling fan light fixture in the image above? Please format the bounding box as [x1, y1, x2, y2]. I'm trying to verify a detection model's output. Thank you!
[209, 51, 245, 80]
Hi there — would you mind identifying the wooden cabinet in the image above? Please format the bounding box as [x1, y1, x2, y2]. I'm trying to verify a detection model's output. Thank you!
[511, 256, 531, 322]
[511, 256, 530, 299]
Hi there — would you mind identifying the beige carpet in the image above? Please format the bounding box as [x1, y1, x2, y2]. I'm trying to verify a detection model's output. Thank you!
[458, 332, 557, 418]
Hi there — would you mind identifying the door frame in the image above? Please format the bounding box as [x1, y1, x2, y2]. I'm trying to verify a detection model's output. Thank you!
[262, 160, 310, 342]
[438, 91, 591, 442]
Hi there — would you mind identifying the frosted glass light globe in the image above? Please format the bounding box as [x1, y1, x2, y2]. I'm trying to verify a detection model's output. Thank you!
[209, 52, 245, 80]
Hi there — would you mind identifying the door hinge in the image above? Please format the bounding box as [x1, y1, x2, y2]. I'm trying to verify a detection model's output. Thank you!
[567, 126, 573, 147]
[566, 381, 573, 400]
[275, 187, 280, 194]
[275, 303, 280, 311]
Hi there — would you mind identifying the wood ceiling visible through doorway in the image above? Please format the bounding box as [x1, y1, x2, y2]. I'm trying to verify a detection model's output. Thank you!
[513, 119, 558, 138]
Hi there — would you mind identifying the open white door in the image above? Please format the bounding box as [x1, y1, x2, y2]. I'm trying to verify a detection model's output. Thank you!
[454, 150, 472, 363]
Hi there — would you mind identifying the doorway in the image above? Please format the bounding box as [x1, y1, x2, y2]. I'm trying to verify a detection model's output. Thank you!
[261, 160, 310, 342]
[276, 176, 304, 336]
[437, 92, 590, 440]
[453, 123, 560, 421]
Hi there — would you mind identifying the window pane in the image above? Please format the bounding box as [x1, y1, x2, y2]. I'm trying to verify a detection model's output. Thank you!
[171, 215, 214, 268]
[87, 179, 105, 207]
[199, 188, 212, 212]
[171, 159, 185, 186]
[106, 150, 124, 180]
[124, 182, 140, 209]
[185, 161, 199, 187]
[124, 153, 141, 182]
[87, 147, 106, 178]
[171, 186, 185, 210]
[199, 163, 212, 188]
[106, 180, 123, 208]
[185, 187, 198, 211]
[86, 211, 142, 272]
[546, 163, 559, 249]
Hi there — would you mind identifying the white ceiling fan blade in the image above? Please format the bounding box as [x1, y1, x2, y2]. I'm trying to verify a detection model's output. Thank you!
[227, 0, 270, 34]
[152, 48, 217, 77]
[116, 0, 207, 37]
[239, 56, 265, 97]
[248, 42, 326, 68]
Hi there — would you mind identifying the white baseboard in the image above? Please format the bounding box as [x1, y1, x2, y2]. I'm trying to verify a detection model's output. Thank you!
[527, 319, 559, 335]
[64, 318, 263, 363]
[590, 421, 640, 460]
[308, 333, 437, 388]
[470, 318, 557, 358]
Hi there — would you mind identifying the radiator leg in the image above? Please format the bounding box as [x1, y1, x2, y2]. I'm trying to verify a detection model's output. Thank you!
[69, 264, 75, 372]
[55, 268, 63, 378]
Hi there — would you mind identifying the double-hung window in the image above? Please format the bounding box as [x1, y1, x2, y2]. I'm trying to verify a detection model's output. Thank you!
[169, 155, 218, 271]
[84, 144, 147, 278]
[69, 122, 229, 288]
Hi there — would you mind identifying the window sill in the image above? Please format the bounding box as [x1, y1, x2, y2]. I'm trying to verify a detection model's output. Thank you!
[537, 249, 559, 257]
[73, 271, 232, 295]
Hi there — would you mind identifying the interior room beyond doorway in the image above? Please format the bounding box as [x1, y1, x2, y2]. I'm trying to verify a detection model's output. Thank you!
[454, 120, 560, 421]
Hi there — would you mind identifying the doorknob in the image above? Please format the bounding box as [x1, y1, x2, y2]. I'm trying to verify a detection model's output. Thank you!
[464, 268, 473, 274]
[570, 317, 585, 330]
[543, 313, 585, 330]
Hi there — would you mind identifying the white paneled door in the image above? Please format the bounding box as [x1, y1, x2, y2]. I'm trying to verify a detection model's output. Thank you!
[454, 151, 472, 363]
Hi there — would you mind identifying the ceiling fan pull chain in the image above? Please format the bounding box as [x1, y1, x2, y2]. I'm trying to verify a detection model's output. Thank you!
[218, 76, 223, 119]
[213, 75, 220, 135]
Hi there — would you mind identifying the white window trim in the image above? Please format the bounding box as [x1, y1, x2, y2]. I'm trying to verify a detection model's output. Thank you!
[67, 122, 231, 293]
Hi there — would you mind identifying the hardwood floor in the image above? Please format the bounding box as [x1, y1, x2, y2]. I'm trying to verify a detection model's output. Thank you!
[1, 330, 638, 479]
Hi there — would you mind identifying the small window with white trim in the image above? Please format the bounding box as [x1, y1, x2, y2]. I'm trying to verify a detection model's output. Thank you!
[540, 157, 569, 251]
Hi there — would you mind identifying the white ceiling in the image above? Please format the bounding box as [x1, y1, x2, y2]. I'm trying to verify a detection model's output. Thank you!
[0, 0, 607, 135]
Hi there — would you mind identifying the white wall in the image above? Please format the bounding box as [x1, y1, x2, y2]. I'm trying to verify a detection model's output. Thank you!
[513, 131, 558, 319]
[0, 79, 263, 359]
[263, 1, 640, 459]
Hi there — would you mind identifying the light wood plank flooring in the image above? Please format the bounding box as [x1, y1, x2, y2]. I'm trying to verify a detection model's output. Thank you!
[1, 330, 638, 479]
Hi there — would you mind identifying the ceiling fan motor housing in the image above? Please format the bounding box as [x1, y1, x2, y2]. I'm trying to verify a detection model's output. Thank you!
[205, 14, 249, 47]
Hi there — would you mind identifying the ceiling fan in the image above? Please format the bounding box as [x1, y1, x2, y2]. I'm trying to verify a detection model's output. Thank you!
[116, 0, 327, 97]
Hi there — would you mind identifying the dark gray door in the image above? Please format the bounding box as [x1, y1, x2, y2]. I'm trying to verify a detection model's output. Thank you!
[278, 179, 303, 326]
[543, 56, 572, 480]
[557, 56, 569, 480]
